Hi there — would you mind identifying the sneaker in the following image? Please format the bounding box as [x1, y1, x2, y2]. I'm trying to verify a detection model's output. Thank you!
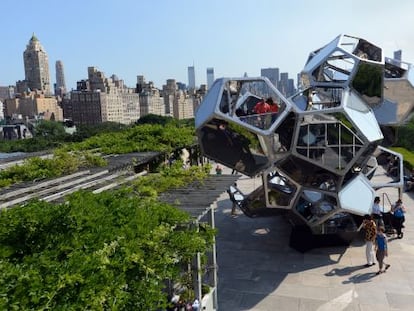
[376, 271, 382, 275]
[385, 264, 390, 270]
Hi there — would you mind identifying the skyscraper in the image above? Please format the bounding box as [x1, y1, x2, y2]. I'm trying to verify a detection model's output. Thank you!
[206, 67, 215, 89]
[23, 34, 51, 94]
[188, 66, 195, 90]
[394, 50, 402, 61]
[55, 60, 67, 96]
[261, 67, 279, 88]
[279, 72, 289, 96]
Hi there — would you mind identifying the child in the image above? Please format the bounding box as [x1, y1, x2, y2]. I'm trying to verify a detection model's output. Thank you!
[375, 226, 390, 275]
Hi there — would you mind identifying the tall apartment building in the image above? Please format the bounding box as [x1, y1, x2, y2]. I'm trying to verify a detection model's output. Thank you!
[55, 60, 67, 96]
[64, 67, 140, 125]
[261, 67, 279, 89]
[173, 90, 195, 120]
[162, 79, 177, 116]
[0, 86, 15, 101]
[23, 34, 51, 94]
[206, 67, 215, 89]
[139, 83, 164, 117]
[188, 66, 196, 90]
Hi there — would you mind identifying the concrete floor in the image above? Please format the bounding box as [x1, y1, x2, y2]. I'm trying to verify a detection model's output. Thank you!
[212, 166, 414, 311]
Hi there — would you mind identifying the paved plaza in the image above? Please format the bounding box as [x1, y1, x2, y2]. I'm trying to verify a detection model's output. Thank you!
[212, 166, 414, 310]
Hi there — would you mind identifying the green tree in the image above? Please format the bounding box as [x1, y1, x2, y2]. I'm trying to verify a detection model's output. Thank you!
[0, 163, 214, 310]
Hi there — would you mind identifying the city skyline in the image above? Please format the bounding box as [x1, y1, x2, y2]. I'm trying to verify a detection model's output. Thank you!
[1, 0, 414, 90]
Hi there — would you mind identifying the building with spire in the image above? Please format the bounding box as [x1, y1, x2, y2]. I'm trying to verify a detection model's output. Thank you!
[22, 34, 51, 95]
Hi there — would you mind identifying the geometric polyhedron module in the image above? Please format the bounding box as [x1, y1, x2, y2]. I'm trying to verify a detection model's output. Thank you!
[195, 34, 402, 236]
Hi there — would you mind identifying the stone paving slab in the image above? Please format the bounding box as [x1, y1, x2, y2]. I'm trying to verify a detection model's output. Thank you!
[212, 165, 414, 311]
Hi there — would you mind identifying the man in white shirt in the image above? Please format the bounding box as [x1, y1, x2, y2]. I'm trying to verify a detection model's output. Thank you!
[372, 196, 384, 228]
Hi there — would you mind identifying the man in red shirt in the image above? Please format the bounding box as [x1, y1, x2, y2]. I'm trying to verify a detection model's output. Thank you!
[253, 98, 270, 114]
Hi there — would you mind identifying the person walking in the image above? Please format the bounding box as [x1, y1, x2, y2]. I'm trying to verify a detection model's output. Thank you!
[391, 199, 406, 238]
[375, 226, 390, 275]
[362, 214, 377, 267]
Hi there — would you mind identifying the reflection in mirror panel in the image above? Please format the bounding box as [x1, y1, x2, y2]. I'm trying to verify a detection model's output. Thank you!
[295, 191, 337, 225]
[292, 87, 343, 111]
[296, 117, 364, 172]
[351, 38, 382, 62]
[266, 170, 297, 207]
[351, 63, 383, 107]
[312, 51, 356, 83]
[315, 213, 358, 234]
[280, 156, 339, 190]
[198, 119, 269, 176]
[384, 57, 407, 78]
[195, 79, 223, 128]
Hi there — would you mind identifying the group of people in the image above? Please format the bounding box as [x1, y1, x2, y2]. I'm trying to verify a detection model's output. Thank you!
[252, 97, 279, 114]
[251, 97, 279, 128]
[167, 296, 199, 311]
[362, 196, 407, 275]
[362, 214, 390, 275]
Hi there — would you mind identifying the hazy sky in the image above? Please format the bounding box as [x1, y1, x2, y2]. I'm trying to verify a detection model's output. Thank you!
[1, 0, 413, 90]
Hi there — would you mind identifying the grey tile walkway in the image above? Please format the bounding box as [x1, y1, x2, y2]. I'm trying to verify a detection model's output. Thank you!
[212, 166, 414, 311]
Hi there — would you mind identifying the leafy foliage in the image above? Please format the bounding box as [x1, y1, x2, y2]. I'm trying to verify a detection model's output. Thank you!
[0, 121, 196, 188]
[62, 123, 196, 154]
[0, 150, 105, 188]
[0, 164, 215, 310]
[395, 119, 414, 151]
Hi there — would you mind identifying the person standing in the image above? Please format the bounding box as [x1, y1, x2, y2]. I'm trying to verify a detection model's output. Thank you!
[215, 165, 223, 175]
[253, 98, 271, 129]
[391, 199, 406, 238]
[375, 226, 390, 275]
[372, 196, 384, 228]
[362, 214, 377, 267]
[253, 98, 270, 114]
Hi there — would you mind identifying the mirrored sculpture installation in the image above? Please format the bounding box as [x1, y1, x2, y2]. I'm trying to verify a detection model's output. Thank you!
[195, 34, 405, 237]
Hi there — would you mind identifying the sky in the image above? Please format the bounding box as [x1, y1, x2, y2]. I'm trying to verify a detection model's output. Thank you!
[1, 0, 414, 91]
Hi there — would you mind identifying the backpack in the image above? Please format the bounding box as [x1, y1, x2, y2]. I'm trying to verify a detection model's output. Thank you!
[394, 207, 404, 218]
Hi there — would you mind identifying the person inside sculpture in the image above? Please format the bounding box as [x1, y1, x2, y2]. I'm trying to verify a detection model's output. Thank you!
[266, 97, 279, 113]
[252, 98, 271, 129]
[253, 98, 270, 114]
[266, 97, 279, 123]
[386, 156, 399, 177]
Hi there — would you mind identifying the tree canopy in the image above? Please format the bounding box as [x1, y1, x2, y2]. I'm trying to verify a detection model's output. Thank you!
[0, 162, 214, 310]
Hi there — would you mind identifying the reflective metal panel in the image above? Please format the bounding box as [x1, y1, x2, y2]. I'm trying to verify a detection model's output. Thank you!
[338, 174, 375, 215]
[351, 63, 383, 107]
[344, 92, 383, 142]
[195, 78, 223, 128]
